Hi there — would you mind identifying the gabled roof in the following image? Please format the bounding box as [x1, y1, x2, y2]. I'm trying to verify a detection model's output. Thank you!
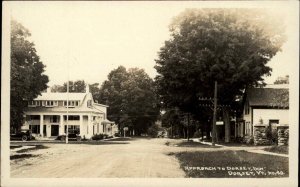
[247, 87, 289, 108]
[34, 92, 87, 101]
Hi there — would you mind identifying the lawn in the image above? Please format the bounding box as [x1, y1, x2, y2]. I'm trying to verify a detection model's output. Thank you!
[264, 145, 288, 155]
[15, 145, 48, 153]
[105, 137, 133, 141]
[174, 150, 288, 178]
[172, 141, 220, 148]
[10, 154, 39, 160]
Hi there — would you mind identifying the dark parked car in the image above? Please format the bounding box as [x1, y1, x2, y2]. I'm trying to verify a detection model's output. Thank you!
[57, 131, 81, 141]
[10, 129, 33, 141]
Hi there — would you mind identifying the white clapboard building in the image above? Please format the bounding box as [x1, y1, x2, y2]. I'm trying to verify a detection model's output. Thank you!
[22, 85, 117, 139]
[238, 84, 289, 137]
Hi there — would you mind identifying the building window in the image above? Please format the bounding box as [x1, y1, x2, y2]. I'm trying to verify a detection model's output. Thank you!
[29, 125, 40, 134]
[50, 116, 59, 123]
[44, 100, 57, 107]
[64, 100, 80, 107]
[30, 115, 40, 120]
[28, 101, 40, 107]
[64, 125, 80, 134]
[63, 115, 80, 121]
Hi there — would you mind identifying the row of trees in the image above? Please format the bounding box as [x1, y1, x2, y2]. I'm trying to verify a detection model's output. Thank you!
[49, 67, 160, 136]
[11, 9, 285, 140]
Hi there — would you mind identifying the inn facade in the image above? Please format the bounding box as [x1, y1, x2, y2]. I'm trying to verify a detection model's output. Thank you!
[22, 85, 117, 139]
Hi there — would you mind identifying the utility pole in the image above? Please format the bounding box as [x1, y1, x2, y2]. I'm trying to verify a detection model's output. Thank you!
[66, 80, 69, 144]
[212, 81, 218, 146]
[187, 113, 190, 141]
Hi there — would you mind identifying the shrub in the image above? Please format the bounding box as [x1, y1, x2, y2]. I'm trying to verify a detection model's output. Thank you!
[92, 134, 104, 140]
[243, 136, 254, 144]
[147, 124, 160, 138]
[193, 131, 202, 138]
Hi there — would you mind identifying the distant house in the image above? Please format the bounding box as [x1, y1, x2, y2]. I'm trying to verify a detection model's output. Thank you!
[22, 85, 116, 139]
[236, 85, 289, 138]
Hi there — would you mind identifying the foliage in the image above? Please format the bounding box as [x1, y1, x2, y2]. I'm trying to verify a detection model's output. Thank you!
[98, 66, 160, 135]
[50, 81, 101, 102]
[147, 124, 162, 138]
[50, 84, 65, 92]
[264, 145, 288, 155]
[10, 20, 49, 131]
[50, 80, 86, 92]
[274, 75, 289, 84]
[155, 9, 286, 124]
[62, 80, 86, 92]
[92, 134, 105, 140]
[193, 130, 202, 138]
[89, 83, 101, 102]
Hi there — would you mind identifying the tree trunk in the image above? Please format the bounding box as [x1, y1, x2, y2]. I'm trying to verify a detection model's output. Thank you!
[171, 123, 173, 138]
[223, 108, 231, 143]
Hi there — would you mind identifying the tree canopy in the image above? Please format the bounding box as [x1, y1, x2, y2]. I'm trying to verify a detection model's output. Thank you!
[98, 66, 160, 135]
[11, 20, 49, 131]
[155, 9, 286, 141]
[155, 8, 286, 115]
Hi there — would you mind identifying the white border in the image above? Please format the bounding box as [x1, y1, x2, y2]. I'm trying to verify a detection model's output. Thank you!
[1, 1, 299, 187]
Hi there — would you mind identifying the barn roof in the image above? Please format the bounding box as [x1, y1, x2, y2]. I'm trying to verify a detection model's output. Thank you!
[247, 87, 289, 108]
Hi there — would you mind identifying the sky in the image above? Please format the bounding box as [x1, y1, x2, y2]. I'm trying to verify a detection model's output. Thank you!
[6, 1, 299, 87]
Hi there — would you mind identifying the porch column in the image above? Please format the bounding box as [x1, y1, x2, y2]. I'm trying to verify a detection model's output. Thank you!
[59, 115, 64, 135]
[88, 114, 92, 137]
[40, 115, 44, 137]
[79, 115, 83, 137]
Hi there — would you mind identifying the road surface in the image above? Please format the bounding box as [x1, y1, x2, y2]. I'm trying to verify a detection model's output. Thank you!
[11, 138, 186, 178]
[10, 138, 271, 178]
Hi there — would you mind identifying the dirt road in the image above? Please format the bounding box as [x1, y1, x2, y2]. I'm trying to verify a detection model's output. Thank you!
[11, 138, 186, 178]
[10, 138, 271, 178]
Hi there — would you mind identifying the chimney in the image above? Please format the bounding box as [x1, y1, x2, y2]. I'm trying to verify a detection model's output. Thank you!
[86, 84, 90, 93]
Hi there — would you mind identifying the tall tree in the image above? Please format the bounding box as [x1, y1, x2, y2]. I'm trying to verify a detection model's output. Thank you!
[50, 84, 65, 93]
[98, 66, 160, 135]
[155, 9, 285, 142]
[61, 80, 86, 92]
[11, 20, 49, 131]
[89, 83, 101, 102]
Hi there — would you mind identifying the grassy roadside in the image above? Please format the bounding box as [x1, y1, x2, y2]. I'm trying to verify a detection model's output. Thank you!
[173, 150, 288, 178]
[166, 141, 221, 148]
[263, 145, 288, 155]
[10, 145, 48, 160]
[105, 137, 133, 141]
